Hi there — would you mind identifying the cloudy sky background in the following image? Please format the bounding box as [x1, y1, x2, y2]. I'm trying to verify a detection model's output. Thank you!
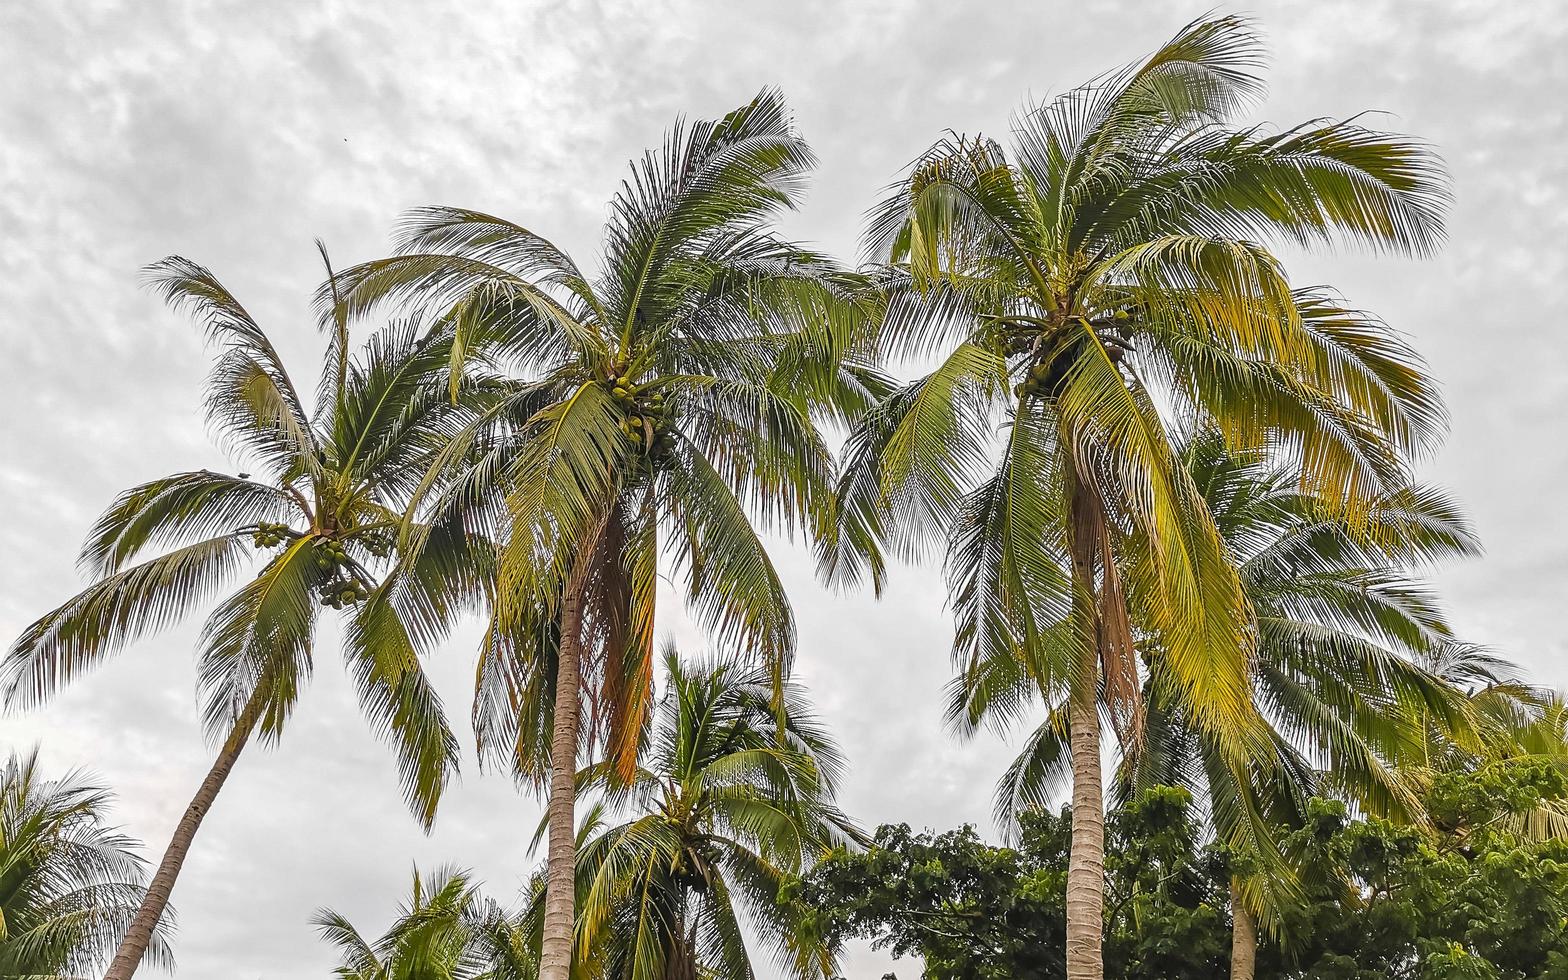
[1, 1, 1565, 976]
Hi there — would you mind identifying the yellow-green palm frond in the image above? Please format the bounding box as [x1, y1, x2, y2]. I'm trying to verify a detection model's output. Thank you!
[344, 586, 461, 829]
[144, 256, 321, 482]
[194, 533, 323, 743]
[493, 382, 631, 628]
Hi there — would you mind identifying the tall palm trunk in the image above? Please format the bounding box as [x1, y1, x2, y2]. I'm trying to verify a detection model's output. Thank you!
[540, 525, 603, 980]
[103, 686, 267, 980]
[1230, 877, 1257, 980]
[1066, 670, 1106, 980]
[1065, 477, 1106, 980]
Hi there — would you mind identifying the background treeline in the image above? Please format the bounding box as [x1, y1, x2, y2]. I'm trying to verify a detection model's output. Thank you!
[806, 757, 1568, 980]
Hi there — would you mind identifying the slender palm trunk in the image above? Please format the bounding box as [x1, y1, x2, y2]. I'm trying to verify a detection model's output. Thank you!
[1065, 477, 1106, 980]
[540, 526, 603, 980]
[103, 687, 267, 980]
[1066, 673, 1106, 980]
[1230, 877, 1257, 980]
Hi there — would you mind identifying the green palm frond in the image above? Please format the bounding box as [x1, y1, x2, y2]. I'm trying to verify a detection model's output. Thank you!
[143, 257, 321, 482]
[4, 535, 251, 708]
[0, 751, 171, 977]
[344, 588, 461, 829]
[194, 534, 323, 742]
[315, 866, 493, 980]
[562, 652, 856, 979]
[78, 471, 301, 577]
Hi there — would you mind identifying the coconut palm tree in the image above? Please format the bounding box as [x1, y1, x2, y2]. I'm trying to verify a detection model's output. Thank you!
[3, 254, 467, 979]
[0, 749, 169, 978]
[831, 16, 1449, 979]
[314, 866, 532, 980]
[990, 431, 1481, 978]
[559, 649, 858, 980]
[1413, 643, 1568, 841]
[328, 90, 881, 980]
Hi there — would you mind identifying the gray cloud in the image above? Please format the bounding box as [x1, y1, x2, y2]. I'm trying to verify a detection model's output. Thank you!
[2, 1, 1565, 976]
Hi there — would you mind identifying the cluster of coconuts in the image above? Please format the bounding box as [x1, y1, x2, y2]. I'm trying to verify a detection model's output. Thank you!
[251, 522, 292, 549]
[1009, 309, 1137, 398]
[313, 538, 370, 608]
[609, 374, 676, 460]
[320, 579, 371, 609]
[359, 532, 392, 560]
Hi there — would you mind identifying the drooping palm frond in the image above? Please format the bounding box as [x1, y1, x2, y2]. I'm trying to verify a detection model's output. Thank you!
[4, 535, 252, 709]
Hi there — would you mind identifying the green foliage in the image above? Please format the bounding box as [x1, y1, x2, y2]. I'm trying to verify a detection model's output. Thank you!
[804, 764, 1568, 979]
[315, 866, 535, 980]
[0, 750, 170, 977]
[1273, 759, 1568, 979]
[801, 787, 1228, 980]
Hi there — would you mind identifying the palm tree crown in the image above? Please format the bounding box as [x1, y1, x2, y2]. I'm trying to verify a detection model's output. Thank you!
[566, 649, 859, 980]
[6, 255, 463, 819]
[334, 88, 882, 776]
[0, 750, 169, 977]
[315, 866, 531, 980]
[3, 255, 471, 979]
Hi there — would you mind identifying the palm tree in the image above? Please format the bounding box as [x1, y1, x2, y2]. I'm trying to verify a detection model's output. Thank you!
[991, 431, 1481, 979]
[0, 749, 169, 978]
[1415, 643, 1568, 841]
[560, 649, 858, 980]
[3, 254, 466, 979]
[315, 866, 530, 980]
[329, 90, 881, 980]
[831, 16, 1448, 979]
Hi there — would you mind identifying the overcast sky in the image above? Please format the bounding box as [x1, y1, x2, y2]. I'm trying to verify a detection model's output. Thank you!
[1, 1, 1564, 977]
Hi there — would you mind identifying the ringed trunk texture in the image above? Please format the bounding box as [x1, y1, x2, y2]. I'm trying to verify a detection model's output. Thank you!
[102, 689, 267, 980]
[1231, 877, 1257, 980]
[1065, 472, 1106, 980]
[540, 526, 602, 980]
[1066, 677, 1106, 980]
